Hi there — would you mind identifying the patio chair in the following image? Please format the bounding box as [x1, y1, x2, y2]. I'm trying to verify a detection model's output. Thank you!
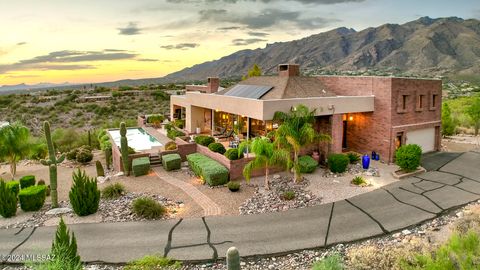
[216, 129, 234, 140]
[213, 126, 226, 136]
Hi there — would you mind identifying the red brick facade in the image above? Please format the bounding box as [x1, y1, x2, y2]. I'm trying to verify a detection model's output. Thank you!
[317, 76, 442, 163]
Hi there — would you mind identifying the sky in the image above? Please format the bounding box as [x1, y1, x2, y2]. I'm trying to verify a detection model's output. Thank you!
[0, 0, 478, 86]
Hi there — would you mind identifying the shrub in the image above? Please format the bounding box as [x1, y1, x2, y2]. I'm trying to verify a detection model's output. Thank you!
[69, 170, 100, 216]
[224, 148, 244, 160]
[399, 231, 480, 270]
[0, 180, 17, 218]
[125, 255, 182, 270]
[75, 147, 93, 164]
[147, 114, 164, 125]
[187, 153, 229, 186]
[37, 180, 50, 196]
[328, 154, 349, 173]
[6, 180, 20, 197]
[351, 176, 368, 186]
[164, 141, 177, 151]
[347, 152, 361, 164]
[102, 182, 126, 199]
[128, 146, 136, 154]
[167, 129, 185, 140]
[95, 160, 105, 177]
[298, 155, 318, 173]
[132, 197, 166, 219]
[19, 185, 47, 211]
[208, 142, 226, 154]
[312, 253, 344, 270]
[283, 190, 295, 200]
[49, 218, 82, 270]
[395, 144, 422, 172]
[66, 148, 78, 160]
[132, 157, 151, 177]
[227, 181, 241, 192]
[162, 154, 181, 171]
[194, 135, 215, 147]
[20, 175, 36, 189]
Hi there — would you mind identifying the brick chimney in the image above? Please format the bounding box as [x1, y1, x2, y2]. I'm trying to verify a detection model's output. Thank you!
[278, 64, 300, 77]
[207, 77, 220, 93]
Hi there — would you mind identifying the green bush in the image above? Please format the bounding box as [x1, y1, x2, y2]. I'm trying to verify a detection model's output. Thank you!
[283, 190, 295, 200]
[132, 197, 166, 219]
[298, 155, 318, 173]
[312, 253, 344, 270]
[162, 154, 181, 171]
[19, 185, 47, 211]
[227, 181, 241, 192]
[0, 180, 17, 218]
[167, 129, 185, 140]
[69, 170, 100, 216]
[208, 142, 226, 154]
[164, 141, 177, 151]
[224, 148, 244, 160]
[399, 231, 480, 270]
[20, 175, 36, 189]
[351, 176, 368, 186]
[132, 157, 151, 177]
[102, 182, 126, 199]
[194, 135, 215, 146]
[395, 144, 422, 172]
[187, 153, 229, 186]
[75, 147, 93, 164]
[6, 180, 20, 197]
[146, 114, 164, 125]
[125, 255, 182, 270]
[347, 152, 361, 164]
[49, 218, 82, 270]
[66, 148, 78, 160]
[328, 154, 350, 173]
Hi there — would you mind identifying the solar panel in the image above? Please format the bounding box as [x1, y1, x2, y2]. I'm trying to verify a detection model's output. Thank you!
[223, 85, 273, 99]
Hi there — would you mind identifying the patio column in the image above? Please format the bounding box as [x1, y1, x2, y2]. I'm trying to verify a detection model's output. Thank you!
[211, 110, 215, 136]
[330, 114, 343, 154]
[246, 117, 250, 139]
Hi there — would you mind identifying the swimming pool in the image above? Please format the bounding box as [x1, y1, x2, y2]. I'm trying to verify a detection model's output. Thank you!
[108, 128, 162, 151]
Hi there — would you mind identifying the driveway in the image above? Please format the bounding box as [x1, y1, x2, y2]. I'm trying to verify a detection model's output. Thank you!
[1, 150, 480, 264]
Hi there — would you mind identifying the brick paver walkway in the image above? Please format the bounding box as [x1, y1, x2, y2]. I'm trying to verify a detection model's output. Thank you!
[153, 168, 222, 216]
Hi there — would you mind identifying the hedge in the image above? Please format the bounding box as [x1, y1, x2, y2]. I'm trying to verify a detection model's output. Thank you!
[299, 155, 318, 173]
[328, 154, 350, 173]
[208, 142, 226, 154]
[162, 154, 181, 171]
[194, 135, 215, 147]
[224, 148, 244, 160]
[6, 180, 20, 197]
[132, 157, 151, 177]
[0, 180, 17, 218]
[187, 153, 229, 186]
[19, 175, 35, 189]
[19, 185, 47, 211]
[396, 144, 422, 172]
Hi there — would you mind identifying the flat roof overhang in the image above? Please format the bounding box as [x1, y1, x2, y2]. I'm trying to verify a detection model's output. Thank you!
[171, 92, 375, 120]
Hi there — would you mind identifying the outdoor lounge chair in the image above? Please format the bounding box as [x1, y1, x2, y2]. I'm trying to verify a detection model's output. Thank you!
[213, 127, 226, 136]
[215, 129, 234, 140]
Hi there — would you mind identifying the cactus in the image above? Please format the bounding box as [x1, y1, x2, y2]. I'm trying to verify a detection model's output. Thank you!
[95, 160, 105, 177]
[227, 247, 240, 270]
[120, 122, 130, 176]
[40, 121, 65, 208]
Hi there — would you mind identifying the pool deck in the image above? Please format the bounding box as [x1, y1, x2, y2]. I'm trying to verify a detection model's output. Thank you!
[143, 126, 172, 147]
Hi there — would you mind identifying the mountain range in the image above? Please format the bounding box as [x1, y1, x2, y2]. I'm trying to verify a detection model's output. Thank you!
[163, 16, 480, 82]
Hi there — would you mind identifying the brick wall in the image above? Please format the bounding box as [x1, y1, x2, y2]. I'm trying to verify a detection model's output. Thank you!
[111, 145, 150, 173]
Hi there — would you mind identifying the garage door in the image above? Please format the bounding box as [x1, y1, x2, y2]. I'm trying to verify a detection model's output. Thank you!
[406, 128, 435, 153]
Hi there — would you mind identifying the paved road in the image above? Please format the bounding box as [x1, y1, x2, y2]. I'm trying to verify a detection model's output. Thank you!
[1, 150, 480, 264]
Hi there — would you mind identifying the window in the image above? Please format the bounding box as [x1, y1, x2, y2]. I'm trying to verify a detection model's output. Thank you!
[430, 94, 438, 110]
[402, 95, 407, 110]
[416, 94, 425, 111]
[397, 94, 409, 113]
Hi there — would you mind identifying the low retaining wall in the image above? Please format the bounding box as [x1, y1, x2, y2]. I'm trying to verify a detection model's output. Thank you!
[112, 145, 150, 173]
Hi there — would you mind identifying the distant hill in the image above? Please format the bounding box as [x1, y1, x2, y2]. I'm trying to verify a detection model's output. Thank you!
[163, 16, 480, 82]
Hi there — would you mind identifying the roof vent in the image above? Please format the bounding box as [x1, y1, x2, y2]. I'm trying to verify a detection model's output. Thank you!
[278, 64, 300, 77]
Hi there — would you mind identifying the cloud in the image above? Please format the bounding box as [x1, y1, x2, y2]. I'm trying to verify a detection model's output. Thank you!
[217, 26, 242, 31]
[137, 58, 159, 62]
[232, 38, 267, 45]
[160, 43, 200, 50]
[199, 8, 337, 29]
[248, 31, 269, 37]
[16, 42, 27, 46]
[118, 22, 142, 35]
[0, 50, 137, 74]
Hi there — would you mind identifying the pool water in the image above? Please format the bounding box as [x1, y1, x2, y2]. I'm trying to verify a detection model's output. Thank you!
[108, 128, 162, 151]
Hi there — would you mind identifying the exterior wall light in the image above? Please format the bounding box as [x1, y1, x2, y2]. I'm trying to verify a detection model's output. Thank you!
[349, 116, 354, 121]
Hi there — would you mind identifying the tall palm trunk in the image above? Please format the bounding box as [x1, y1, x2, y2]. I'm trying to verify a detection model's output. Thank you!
[9, 156, 16, 177]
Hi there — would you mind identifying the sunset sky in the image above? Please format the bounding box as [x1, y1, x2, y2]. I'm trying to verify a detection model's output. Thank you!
[0, 0, 478, 86]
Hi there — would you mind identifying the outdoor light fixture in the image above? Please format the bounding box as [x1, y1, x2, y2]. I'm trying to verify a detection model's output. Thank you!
[291, 106, 297, 111]
[349, 115, 354, 121]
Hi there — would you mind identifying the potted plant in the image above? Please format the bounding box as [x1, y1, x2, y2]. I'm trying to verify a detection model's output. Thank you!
[195, 120, 201, 134]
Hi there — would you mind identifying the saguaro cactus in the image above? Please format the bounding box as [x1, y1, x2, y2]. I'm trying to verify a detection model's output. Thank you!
[120, 122, 130, 176]
[227, 247, 240, 270]
[40, 121, 65, 208]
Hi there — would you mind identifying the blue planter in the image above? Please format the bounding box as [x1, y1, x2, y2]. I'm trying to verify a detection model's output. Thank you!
[362, 155, 370, 170]
[375, 154, 380, 161]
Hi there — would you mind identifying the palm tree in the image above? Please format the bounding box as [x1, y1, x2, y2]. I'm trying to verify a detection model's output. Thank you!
[0, 122, 31, 177]
[273, 104, 331, 183]
[239, 137, 290, 190]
